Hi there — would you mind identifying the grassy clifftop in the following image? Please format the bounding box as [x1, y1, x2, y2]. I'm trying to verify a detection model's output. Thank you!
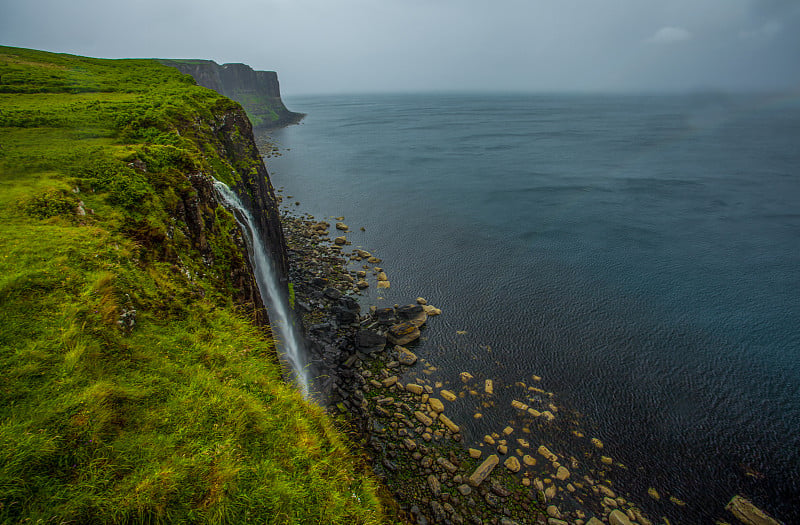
[0, 46, 383, 524]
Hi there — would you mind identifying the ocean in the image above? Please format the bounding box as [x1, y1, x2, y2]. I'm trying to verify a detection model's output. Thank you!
[265, 93, 800, 523]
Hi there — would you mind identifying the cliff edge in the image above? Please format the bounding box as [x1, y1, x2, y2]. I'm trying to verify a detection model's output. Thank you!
[160, 59, 304, 128]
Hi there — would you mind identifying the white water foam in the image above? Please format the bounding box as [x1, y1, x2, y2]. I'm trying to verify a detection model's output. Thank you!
[214, 181, 310, 397]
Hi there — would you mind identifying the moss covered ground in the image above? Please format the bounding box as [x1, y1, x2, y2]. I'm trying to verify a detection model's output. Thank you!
[0, 46, 384, 524]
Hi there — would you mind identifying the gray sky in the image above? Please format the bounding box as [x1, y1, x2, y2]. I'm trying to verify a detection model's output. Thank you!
[2, 0, 799, 95]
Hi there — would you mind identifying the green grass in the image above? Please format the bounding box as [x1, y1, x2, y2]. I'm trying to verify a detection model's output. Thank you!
[0, 46, 384, 524]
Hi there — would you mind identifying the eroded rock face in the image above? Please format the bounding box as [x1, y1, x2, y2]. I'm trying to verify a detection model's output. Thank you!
[160, 60, 304, 128]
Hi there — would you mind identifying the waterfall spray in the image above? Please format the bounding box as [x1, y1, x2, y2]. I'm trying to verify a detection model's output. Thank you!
[214, 181, 310, 397]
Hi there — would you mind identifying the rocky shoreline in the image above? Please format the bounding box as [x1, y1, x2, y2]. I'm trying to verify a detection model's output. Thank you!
[276, 196, 782, 525]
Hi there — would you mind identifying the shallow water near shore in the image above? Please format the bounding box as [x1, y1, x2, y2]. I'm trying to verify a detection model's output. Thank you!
[265, 93, 800, 523]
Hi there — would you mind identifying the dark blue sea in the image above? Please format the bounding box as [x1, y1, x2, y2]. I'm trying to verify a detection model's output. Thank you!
[266, 93, 800, 523]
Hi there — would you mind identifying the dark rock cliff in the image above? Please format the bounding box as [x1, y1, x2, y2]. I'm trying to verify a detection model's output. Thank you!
[160, 59, 304, 128]
[147, 103, 289, 330]
[209, 107, 289, 282]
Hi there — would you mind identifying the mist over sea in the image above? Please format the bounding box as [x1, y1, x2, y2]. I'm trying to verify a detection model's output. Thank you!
[266, 93, 800, 523]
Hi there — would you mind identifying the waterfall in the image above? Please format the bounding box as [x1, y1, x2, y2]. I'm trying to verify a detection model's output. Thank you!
[213, 181, 310, 398]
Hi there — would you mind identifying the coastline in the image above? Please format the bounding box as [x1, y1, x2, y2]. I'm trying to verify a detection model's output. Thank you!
[266, 140, 786, 525]
[276, 199, 657, 525]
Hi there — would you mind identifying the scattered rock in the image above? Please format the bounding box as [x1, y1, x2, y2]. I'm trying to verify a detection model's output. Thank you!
[555, 466, 570, 481]
[405, 383, 424, 395]
[726, 495, 782, 525]
[608, 509, 633, 525]
[504, 456, 521, 473]
[427, 474, 442, 497]
[460, 372, 474, 382]
[416, 297, 427, 305]
[438, 414, 459, 433]
[335, 222, 348, 231]
[428, 398, 445, 413]
[356, 330, 386, 353]
[415, 411, 433, 426]
[422, 304, 442, 315]
[440, 390, 457, 402]
[334, 236, 347, 245]
[468, 455, 499, 486]
[387, 322, 421, 345]
[396, 345, 418, 365]
[469, 448, 482, 459]
[485, 379, 494, 394]
[537, 445, 558, 463]
[381, 376, 398, 388]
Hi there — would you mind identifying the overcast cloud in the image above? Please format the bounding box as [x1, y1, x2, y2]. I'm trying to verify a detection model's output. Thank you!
[1, 0, 798, 94]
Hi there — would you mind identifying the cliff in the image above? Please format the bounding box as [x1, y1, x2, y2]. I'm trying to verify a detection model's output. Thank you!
[0, 46, 382, 523]
[160, 59, 304, 128]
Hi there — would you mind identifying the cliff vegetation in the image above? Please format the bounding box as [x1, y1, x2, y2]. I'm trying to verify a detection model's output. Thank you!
[0, 46, 383, 524]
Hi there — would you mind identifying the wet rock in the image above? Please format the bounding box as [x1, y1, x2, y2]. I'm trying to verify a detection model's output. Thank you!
[396, 345, 418, 366]
[430, 501, 446, 522]
[374, 307, 397, 325]
[406, 383, 424, 395]
[537, 445, 558, 462]
[335, 222, 348, 231]
[422, 304, 442, 315]
[503, 456, 521, 473]
[428, 398, 445, 413]
[416, 297, 427, 305]
[438, 414, 459, 433]
[334, 236, 347, 245]
[415, 411, 434, 426]
[356, 280, 369, 289]
[608, 509, 633, 525]
[397, 304, 428, 326]
[437, 457, 458, 473]
[387, 322, 421, 345]
[726, 495, 782, 525]
[490, 481, 511, 498]
[468, 454, 499, 486]
[311, 277, 329, 289]
[356, 330, 386, 353]
[440, 389, 457, 402]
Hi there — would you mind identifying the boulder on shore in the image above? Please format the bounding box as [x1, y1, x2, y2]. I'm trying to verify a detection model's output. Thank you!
[387, 322, 421, 345]
[355, 330, 386, 353]
[726, 495, 782, 525]
[468, 455, 499, 486]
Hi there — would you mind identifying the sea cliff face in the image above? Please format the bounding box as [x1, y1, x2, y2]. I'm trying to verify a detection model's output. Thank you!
[0, 46, 384, 523]
[160, 59, 304, 128]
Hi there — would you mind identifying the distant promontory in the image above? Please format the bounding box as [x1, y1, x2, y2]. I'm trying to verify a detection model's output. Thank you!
[160, 59, 304, 128]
